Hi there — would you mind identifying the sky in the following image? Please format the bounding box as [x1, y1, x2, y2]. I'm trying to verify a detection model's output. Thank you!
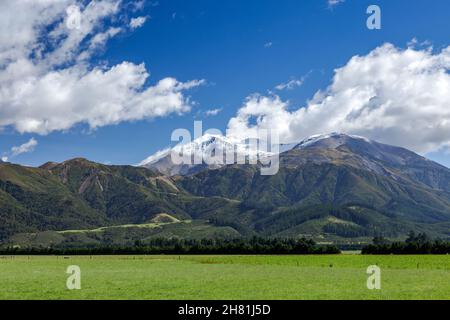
[0, 0, 449, 167]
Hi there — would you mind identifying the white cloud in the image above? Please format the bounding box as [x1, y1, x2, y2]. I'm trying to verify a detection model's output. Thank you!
[1, 62, 204, 134]
[1, 156, 8, 162]
[275, 78, 304, 91]
[227, 43, 450, 154]
[227, 95, 294, 143]
[131, 1, 146, 11]
[0, 0, 69, 66]
[11, 138, 38, 156]
[328, 0, 344, 8]
[407, 38, 419, 47]
[130, 16, 148, 29]
[205, 108, 223, 117]
[407, 37, 432, 49]
[264, 42, 273, 48]
[0, 1, 203, 135]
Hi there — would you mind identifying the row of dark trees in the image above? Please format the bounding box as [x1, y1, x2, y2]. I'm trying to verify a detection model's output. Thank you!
[0, 237, 340, 255]
[362, 231, 450, 254]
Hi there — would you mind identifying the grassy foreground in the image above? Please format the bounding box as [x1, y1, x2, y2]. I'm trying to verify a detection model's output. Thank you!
[0, 255, 449, 300]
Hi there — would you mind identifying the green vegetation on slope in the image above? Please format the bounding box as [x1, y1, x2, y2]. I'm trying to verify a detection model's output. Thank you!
[2, 147, 450, 246]
[6, 220, 240, 248]
[0, 160, 241, 242]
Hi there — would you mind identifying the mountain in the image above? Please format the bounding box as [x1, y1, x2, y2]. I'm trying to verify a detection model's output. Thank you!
[178, 133, 450, 238]
[1, 133, 450, 247]
[0, 158, 241, 242]
[140, 134, 282, 176]
[0, 160, 105, 240]
[292, 133, 450, 192]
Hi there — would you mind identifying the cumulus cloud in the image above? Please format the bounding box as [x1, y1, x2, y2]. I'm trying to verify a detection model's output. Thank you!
[11, 138, 38, 156]
[227, 43, 450, 154]
[1, 156, 8, 162]
[130, 16, 148, 29]
[0, 0, 203, 135]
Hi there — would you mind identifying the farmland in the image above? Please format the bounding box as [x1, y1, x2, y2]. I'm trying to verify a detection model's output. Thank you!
[0, 255, 449, 300]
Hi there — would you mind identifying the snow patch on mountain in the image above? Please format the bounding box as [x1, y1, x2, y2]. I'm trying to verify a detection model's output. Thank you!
[139, 134, 278, 167]
[140, 132, 373, 167]
[295, 132, 372, 149]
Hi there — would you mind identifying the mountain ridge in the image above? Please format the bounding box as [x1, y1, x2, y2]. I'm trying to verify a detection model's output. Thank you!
[140, 133, 284, 176]
[1, 133, 450, 246]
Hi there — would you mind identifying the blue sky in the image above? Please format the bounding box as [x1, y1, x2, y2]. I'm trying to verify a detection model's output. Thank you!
[1, 0, 450, 167]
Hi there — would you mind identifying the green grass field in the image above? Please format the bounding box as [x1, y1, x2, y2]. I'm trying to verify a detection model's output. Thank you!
[0, 255, 449, 300]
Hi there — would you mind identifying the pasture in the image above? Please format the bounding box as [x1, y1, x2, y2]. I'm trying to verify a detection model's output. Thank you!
[0, 255, 449, 299]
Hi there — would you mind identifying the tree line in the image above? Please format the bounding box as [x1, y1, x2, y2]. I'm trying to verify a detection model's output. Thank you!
[0, 237, 340, 255]
[362, 231, 450, 254]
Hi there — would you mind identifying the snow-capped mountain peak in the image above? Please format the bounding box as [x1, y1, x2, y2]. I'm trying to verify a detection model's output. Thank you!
[294, 132, 372, 149]
[139, 134, 277, 172]
[139, 134, 232, 167]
